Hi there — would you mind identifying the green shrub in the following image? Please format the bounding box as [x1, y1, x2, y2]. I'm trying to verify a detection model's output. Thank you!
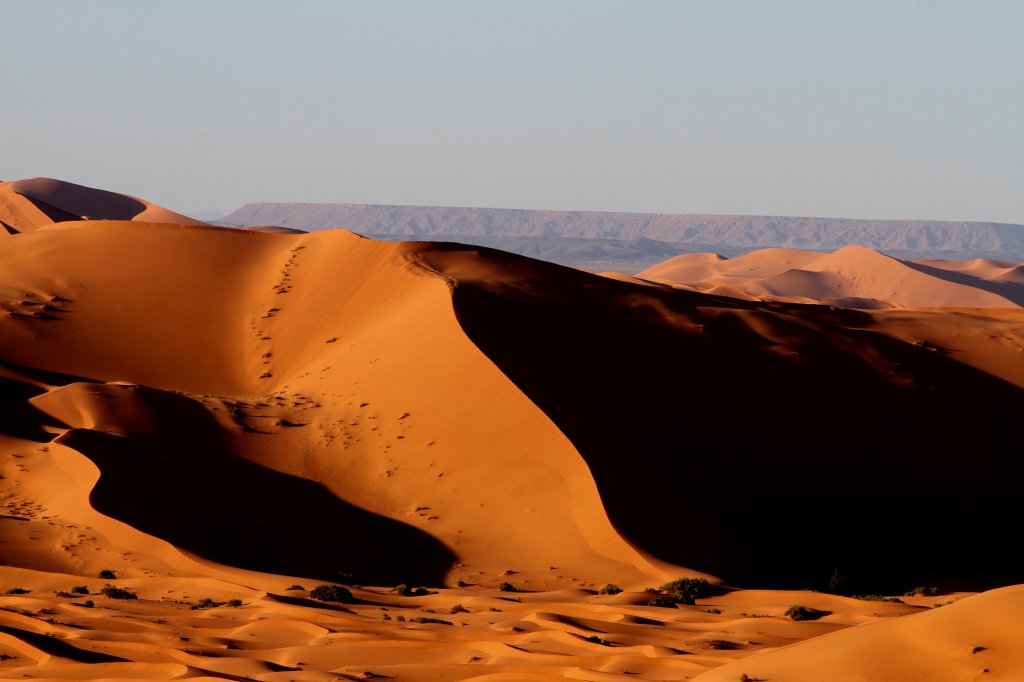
[100, 585, 137, 600]
[905, 586, 940, 597]
[647, 596, 677, 608]
[98, 570, 116, 580]
[597, 584, 622, 595]
[71, 585, 89, 595]
[310, 584, 353, 603]
[392, 584, 431, 597]
[450, 604, 468, 614]
[227, 599, 243, 607]
[854, 594, 904, 603]
[785, 605, 831, 621]
[82, 600, 94, 608]
[499, 582, 516, 593]
[191, 598, 220, 610]
[411, 616, 452, 625]
[659, 577, 712, 605]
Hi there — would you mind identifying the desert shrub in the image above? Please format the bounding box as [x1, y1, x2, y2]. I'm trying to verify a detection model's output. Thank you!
[4, 588, 28, 595]
[310, 584, 353, 603]
[411, 616, 452, 625]
[706, 607, 722, 614]
[659, 577, 712, 605]
[71, 585, 89, 595]
[191, 598, 220, 610]
[854, 594, 904, 603]
[449, 604, 468, 614]
[499, 582, 516, 593]
[98, 570, 116, 579]
[392, 584, 430, 597]
[100, 585, 137, 600]
[55, 591, 74, 598]
[905, 586, 940, 597]
[785, 605, 831, 621]
[227, 599, 243, 607]
[395, 614, 405, 621]
[286, 585, 304, 591]
[597, 584, 622, 595]
[647, 596, 677, 608]
[456, 579, 469, 588]
[82, 600, 94, 608]
[586, 635, 612, 646]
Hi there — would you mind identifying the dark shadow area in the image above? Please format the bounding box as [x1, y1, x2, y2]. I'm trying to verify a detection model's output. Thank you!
[0, 623, 128, 663]
[13, 177, 147, 221]
[437, 244, 1024, 594]
[16, 194, 82, 224]
[42, 385, 455, 586]
[903, 259, 1024, 306]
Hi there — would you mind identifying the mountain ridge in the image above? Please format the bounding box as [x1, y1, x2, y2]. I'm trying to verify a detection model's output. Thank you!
[220, 202, 1024, 254]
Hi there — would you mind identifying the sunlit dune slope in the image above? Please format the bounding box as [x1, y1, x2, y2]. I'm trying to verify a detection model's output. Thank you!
[0, 220, 668, 590]
[640, 245, 1024, 308]
[695, 585, 1024, 681]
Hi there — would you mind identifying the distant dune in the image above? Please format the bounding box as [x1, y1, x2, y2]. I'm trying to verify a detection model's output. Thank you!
[638, 245, 1024, 309]
[2, 178, 1024, 679]
[0, 177, 205, 232]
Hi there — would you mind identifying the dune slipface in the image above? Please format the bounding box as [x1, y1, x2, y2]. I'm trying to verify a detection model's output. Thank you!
[1, 178, 1023, 680]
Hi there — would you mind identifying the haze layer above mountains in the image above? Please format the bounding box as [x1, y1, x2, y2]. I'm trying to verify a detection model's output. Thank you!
[220, 202, 1024, 272]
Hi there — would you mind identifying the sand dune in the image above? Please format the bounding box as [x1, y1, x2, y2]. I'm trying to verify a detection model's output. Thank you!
[0, 178, 204, 233]
[696, 585, 1024, 681]
[2, 179, 1023, 679]
[639, 244, 1024, 308]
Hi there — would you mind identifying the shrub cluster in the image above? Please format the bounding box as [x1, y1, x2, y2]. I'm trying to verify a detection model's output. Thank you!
[392, 584, 431, 597]
[100, 585, 137, 600]
[310, 584, 353, 603]
[658, 577, 712, 605]
[785, 605, 832, 621]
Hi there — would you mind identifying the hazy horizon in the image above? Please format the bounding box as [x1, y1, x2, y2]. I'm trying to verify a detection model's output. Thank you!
[5, 1, 1023, 224]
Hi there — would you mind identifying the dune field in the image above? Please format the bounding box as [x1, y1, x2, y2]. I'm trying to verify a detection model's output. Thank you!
[0, 179, 1022, 680]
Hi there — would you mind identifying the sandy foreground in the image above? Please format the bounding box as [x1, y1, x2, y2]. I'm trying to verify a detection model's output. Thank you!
[1, 179, 1023, 680]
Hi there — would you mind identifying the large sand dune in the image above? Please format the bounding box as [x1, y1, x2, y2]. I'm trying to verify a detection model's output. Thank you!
[1, 178, 1023, 679]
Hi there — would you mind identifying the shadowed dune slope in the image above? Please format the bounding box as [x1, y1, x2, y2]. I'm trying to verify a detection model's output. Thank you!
[419, 242, 1024, 592]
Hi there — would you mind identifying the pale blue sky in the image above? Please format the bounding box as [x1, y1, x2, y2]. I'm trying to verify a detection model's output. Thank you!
[4, 1, 1023, 222]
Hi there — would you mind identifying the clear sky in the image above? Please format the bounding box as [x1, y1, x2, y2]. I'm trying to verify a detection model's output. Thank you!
[5, 1, 1023, 222]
